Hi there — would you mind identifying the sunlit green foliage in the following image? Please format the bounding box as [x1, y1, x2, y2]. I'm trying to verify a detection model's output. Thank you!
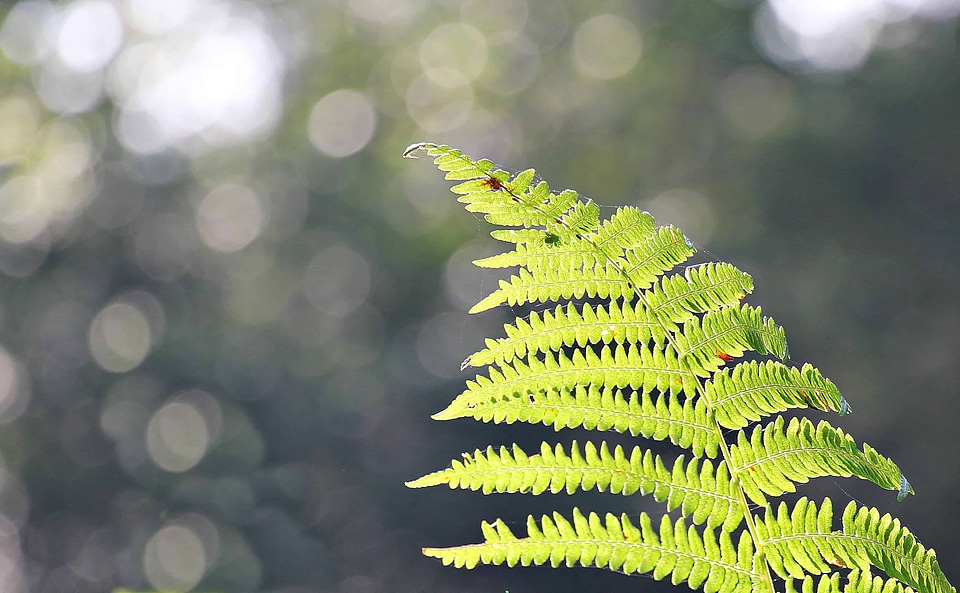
[405, 144, 954, 593]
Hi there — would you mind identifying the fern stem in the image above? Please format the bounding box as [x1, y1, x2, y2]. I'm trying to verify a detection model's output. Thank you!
[711, 404, 777, 593]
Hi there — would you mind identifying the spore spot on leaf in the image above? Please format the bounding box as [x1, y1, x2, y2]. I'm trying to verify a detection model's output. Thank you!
[482, 176, 506, 191]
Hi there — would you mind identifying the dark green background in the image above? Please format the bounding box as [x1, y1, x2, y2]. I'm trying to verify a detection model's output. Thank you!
[0, 1, 957, 591]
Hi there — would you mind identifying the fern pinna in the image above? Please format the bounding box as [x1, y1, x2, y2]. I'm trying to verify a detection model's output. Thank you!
[403, 143, 955, 593]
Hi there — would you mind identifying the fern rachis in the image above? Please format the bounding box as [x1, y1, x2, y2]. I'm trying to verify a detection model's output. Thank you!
[404, 142, 955, 593]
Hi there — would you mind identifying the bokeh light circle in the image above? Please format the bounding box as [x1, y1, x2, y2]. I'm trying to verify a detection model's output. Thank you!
[348, 0, 426, 25]
[143, 524, 207, 591]
[0, 176, 47, 244]
[0, 96, 40, 157]
[146, 400, 211, 472]
[36, 60, 106, 114]
[718, 66, 797, 141]
[88, 302, 153, 373]
[126, 0, 197, 35]
[461, 0, 529, 45]
[0, 1, 56, 66]
[55, 0, 125, 73]
[405, 74, 474, 132]
[196, 184, 265, 253]
[110, 7, 285, 154]
[302, 243, 371, 317]
[308, 90, 378, 158]
[419, 23, 488, 88]
[572, 14, 643, 80]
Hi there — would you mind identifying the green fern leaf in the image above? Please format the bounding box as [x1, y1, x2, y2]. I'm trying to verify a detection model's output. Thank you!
[673, 304, 788, 377]
[758, 498, 953, 593]
[470, 225, 695, 313]
[472, 202, 641, 271]
[470, 262, 635, 313]
[440, 343, 694, 417]
[423, 508, 765, 593]
[593, 205, 657, 250]
[785, 572, 924, 593]
[729, 416, 909, 505]
[463, 301, 668, 369]
[838, 501, 951, 593]
[407, 441, 743, 531]
[643, 262, 755, 332]
[431, 385, 721, 458]
[704, 361, 848, 430]
[620, 225, 697, 289]
[472, 238, 610, 271]
[554, 199, 601, 238]
[782, 572, 923, 593]
[464, 262, 753, 370]
[462, 185, 579, 228]
[403, 143, 954, 593]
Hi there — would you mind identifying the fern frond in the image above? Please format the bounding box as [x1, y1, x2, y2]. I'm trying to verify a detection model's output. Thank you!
[470, 262, 635, 313]
[554, 199, 602, 238]
[465, 262, 754, 370]
[473, 238, 610, 271]
[756, 497, 837, 578]
[758, 498, 954, 593]
[423, 509, 765, 593]
[473, 202, 642, 271]
[470, 225, 695, 313]
[463, 301, 667, 369]
[730, 416, 909, 505]
[432, 385, 721, 458]
[704, 361, 848, 430]
[643, 262, 755, 332]
[593, 206, 657, 250]
[407, 441, 743, 531]
[838, 502, 951, 593]
[673, 304, 788, 377]
[439, 344, 693, 417]
[405, 143, 953, 593]
[620, 225, 697, 290]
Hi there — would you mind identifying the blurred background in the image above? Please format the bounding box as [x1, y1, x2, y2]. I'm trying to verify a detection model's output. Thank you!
[0, 0, 958, 591]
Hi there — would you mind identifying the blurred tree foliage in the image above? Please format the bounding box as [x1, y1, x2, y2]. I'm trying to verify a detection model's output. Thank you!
[0, 1, 957, 592]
